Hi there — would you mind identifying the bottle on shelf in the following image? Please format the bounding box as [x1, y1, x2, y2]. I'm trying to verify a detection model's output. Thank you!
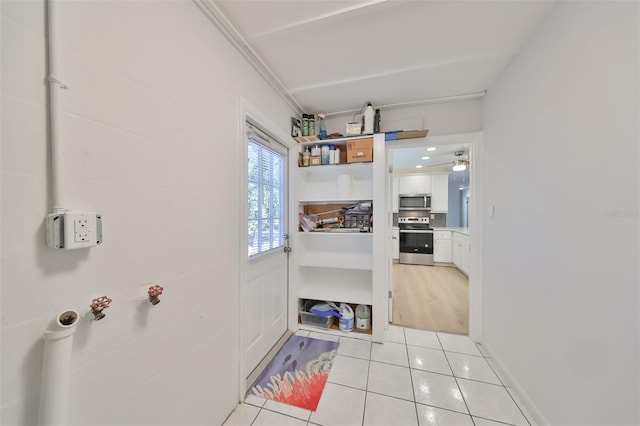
[363, 103, 374, 134]
[317, 113, 327, 139]
[355, 304, 370, 330]
[320, 144, 330, 165]
[302, 114, 309, 136]
[339, 303, 354, 332]
[302, 147, 310, 167]
[374, 109, 381, 133]
[308, 114, 315, 136]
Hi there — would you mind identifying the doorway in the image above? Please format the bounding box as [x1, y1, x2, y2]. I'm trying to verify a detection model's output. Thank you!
[387, 135, 474, 335]
[240, 110, 290, 393]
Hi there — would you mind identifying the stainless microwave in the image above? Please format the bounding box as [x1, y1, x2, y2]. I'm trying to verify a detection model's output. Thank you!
[399, 194, 431, 210]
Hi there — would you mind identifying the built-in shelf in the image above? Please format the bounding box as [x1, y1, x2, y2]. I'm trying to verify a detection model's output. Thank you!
[298, 254, 372, 270]
[290, 133, 386, 343]
[297, 270, 373, 304]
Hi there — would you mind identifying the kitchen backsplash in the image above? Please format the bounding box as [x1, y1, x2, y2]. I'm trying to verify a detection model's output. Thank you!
[395, 211, 447, 227]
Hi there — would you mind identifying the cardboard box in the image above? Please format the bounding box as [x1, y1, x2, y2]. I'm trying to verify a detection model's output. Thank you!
[310, 156, 321, 166]
[346, 137, 373, 163]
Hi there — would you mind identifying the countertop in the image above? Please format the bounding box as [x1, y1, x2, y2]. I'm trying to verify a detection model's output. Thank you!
[431, 227, 470, 235]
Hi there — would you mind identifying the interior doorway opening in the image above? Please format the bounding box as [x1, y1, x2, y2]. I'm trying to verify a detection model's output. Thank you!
[387, 134, 475, 335]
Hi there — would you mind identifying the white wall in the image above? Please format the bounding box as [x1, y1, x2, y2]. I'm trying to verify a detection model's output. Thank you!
[323, 98, 482, 138]
[482, 2, 639, 425]
[1, 1, 293, 425]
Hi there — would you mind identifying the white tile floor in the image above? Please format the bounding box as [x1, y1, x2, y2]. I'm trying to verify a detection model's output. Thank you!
[224, 326, 534, 426]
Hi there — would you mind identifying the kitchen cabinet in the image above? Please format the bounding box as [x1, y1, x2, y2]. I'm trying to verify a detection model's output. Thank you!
[430, 174, 449, 213]
[453, 231, 470, 275]
[392, 228, 399, 259]
[433, 230, 452, 263]
[398, 174, 431, 195]
[291, 134, 387, 342]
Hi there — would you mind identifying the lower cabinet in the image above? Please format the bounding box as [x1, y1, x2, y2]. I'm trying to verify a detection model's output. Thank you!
[433, 230, 452, 263]
[453, 232, 470, 275]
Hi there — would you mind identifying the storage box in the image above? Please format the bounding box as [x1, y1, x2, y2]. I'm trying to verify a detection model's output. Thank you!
[299, 311, 334, 329]
[346, 137, 373, 163]
[310, 156, 321, 166]
[346, 122, 362, 136]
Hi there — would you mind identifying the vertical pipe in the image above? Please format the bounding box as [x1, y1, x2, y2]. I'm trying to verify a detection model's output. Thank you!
[38, 310, 79, 426]
[46, 0, 67, 213]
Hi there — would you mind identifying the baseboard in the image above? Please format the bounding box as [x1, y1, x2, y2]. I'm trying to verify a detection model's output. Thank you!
[478, 342, 550, 426]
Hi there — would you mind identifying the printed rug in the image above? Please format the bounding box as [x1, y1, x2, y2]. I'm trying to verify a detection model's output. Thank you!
[249, 335, 339, 411]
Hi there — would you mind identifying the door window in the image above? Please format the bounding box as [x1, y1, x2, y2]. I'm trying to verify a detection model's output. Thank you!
[247, 136, 286, 258]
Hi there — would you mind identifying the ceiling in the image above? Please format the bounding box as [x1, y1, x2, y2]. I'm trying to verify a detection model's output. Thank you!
[208, 0, 557, 115]
[391, 142, 471, 173]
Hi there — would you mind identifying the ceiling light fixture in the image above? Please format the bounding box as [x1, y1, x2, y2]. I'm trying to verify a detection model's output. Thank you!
[416, 165, 423, 169]
[427, 147, 436, 152]
[421, 156, 430, 160]
[452, 151, 468, 172]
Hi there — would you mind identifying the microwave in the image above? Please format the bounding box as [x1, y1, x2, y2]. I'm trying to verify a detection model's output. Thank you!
[399, 194, 431, 210]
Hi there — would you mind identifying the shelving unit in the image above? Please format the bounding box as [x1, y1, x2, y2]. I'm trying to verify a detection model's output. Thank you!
[288, 134, 387, 342]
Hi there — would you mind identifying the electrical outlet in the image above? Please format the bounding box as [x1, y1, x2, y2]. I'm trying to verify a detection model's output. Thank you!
[45, 211, 102, 249]
[74, 217, 91, 242]
[64, 212, 99, 249]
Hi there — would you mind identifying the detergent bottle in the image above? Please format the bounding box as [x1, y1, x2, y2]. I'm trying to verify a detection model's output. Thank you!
[339, 303, 354, 332]
[355, 304, 371, 331]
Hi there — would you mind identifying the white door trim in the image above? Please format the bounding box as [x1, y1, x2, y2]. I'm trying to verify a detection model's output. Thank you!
[237, 98, 295, 401]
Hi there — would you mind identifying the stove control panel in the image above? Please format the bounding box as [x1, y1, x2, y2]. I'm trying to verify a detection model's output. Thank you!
[398, 217, 430, 224]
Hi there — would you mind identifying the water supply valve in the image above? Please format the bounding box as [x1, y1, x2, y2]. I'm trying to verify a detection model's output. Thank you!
[90, 296, 112, 320]
[148, 285, 164, 305]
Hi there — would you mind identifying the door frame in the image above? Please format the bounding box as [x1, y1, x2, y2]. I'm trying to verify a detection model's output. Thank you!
[238, 98, 295, 400]
[384, 131, 484, 341]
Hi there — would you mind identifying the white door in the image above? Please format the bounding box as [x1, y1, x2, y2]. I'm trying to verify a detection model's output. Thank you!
[243, 124, 289, 376]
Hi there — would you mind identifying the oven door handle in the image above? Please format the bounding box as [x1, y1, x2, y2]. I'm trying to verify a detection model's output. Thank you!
[399, 229, 433, 234]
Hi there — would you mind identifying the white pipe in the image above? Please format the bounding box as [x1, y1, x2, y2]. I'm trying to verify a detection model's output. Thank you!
[46, 0, 68, 213]
[38, 310, 79, 426]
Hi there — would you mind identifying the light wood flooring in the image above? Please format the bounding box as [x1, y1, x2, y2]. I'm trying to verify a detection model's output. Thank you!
[392, 263, 469, 335]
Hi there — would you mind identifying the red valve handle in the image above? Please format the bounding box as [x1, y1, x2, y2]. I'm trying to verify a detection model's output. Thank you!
[91, 296, 112, 311]
[148, 285, 164, 297]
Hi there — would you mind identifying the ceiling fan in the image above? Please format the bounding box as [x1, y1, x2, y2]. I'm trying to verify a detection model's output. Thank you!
[419, 151, 469, 171]
[452, 151, 469, 171]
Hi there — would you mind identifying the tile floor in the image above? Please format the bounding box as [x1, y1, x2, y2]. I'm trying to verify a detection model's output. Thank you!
[223, 326, 534, 426]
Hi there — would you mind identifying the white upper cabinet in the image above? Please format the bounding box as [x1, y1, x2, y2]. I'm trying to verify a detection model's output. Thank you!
[430, 174, 449, 213]
[398, 174, 431, 194]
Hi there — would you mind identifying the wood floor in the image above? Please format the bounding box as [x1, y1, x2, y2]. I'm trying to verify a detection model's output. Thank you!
[392, 264, 469, 335]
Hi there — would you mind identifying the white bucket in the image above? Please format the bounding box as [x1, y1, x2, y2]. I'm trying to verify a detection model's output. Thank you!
[338, 303, 354, 332]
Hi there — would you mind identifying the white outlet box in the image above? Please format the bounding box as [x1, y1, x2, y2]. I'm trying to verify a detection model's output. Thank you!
[46, 211, 102, 249]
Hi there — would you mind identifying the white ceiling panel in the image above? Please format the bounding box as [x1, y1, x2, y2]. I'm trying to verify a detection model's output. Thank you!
[214, 0, 382, 39]
[209, 0, 558, 114]
[292, 54, 512, 113]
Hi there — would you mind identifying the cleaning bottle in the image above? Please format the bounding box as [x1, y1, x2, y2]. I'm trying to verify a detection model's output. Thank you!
[339, 303, 354, 332]
[355, 304, 370, 331]
[363, 103, 374, 134]
[317, 113, 327, 139]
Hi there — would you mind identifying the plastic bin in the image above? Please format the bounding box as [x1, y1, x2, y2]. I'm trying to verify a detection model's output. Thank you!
[299, 311, 334, 329]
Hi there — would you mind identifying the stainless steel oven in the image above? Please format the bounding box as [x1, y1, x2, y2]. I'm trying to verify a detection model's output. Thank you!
[398, 217, 433, 266]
